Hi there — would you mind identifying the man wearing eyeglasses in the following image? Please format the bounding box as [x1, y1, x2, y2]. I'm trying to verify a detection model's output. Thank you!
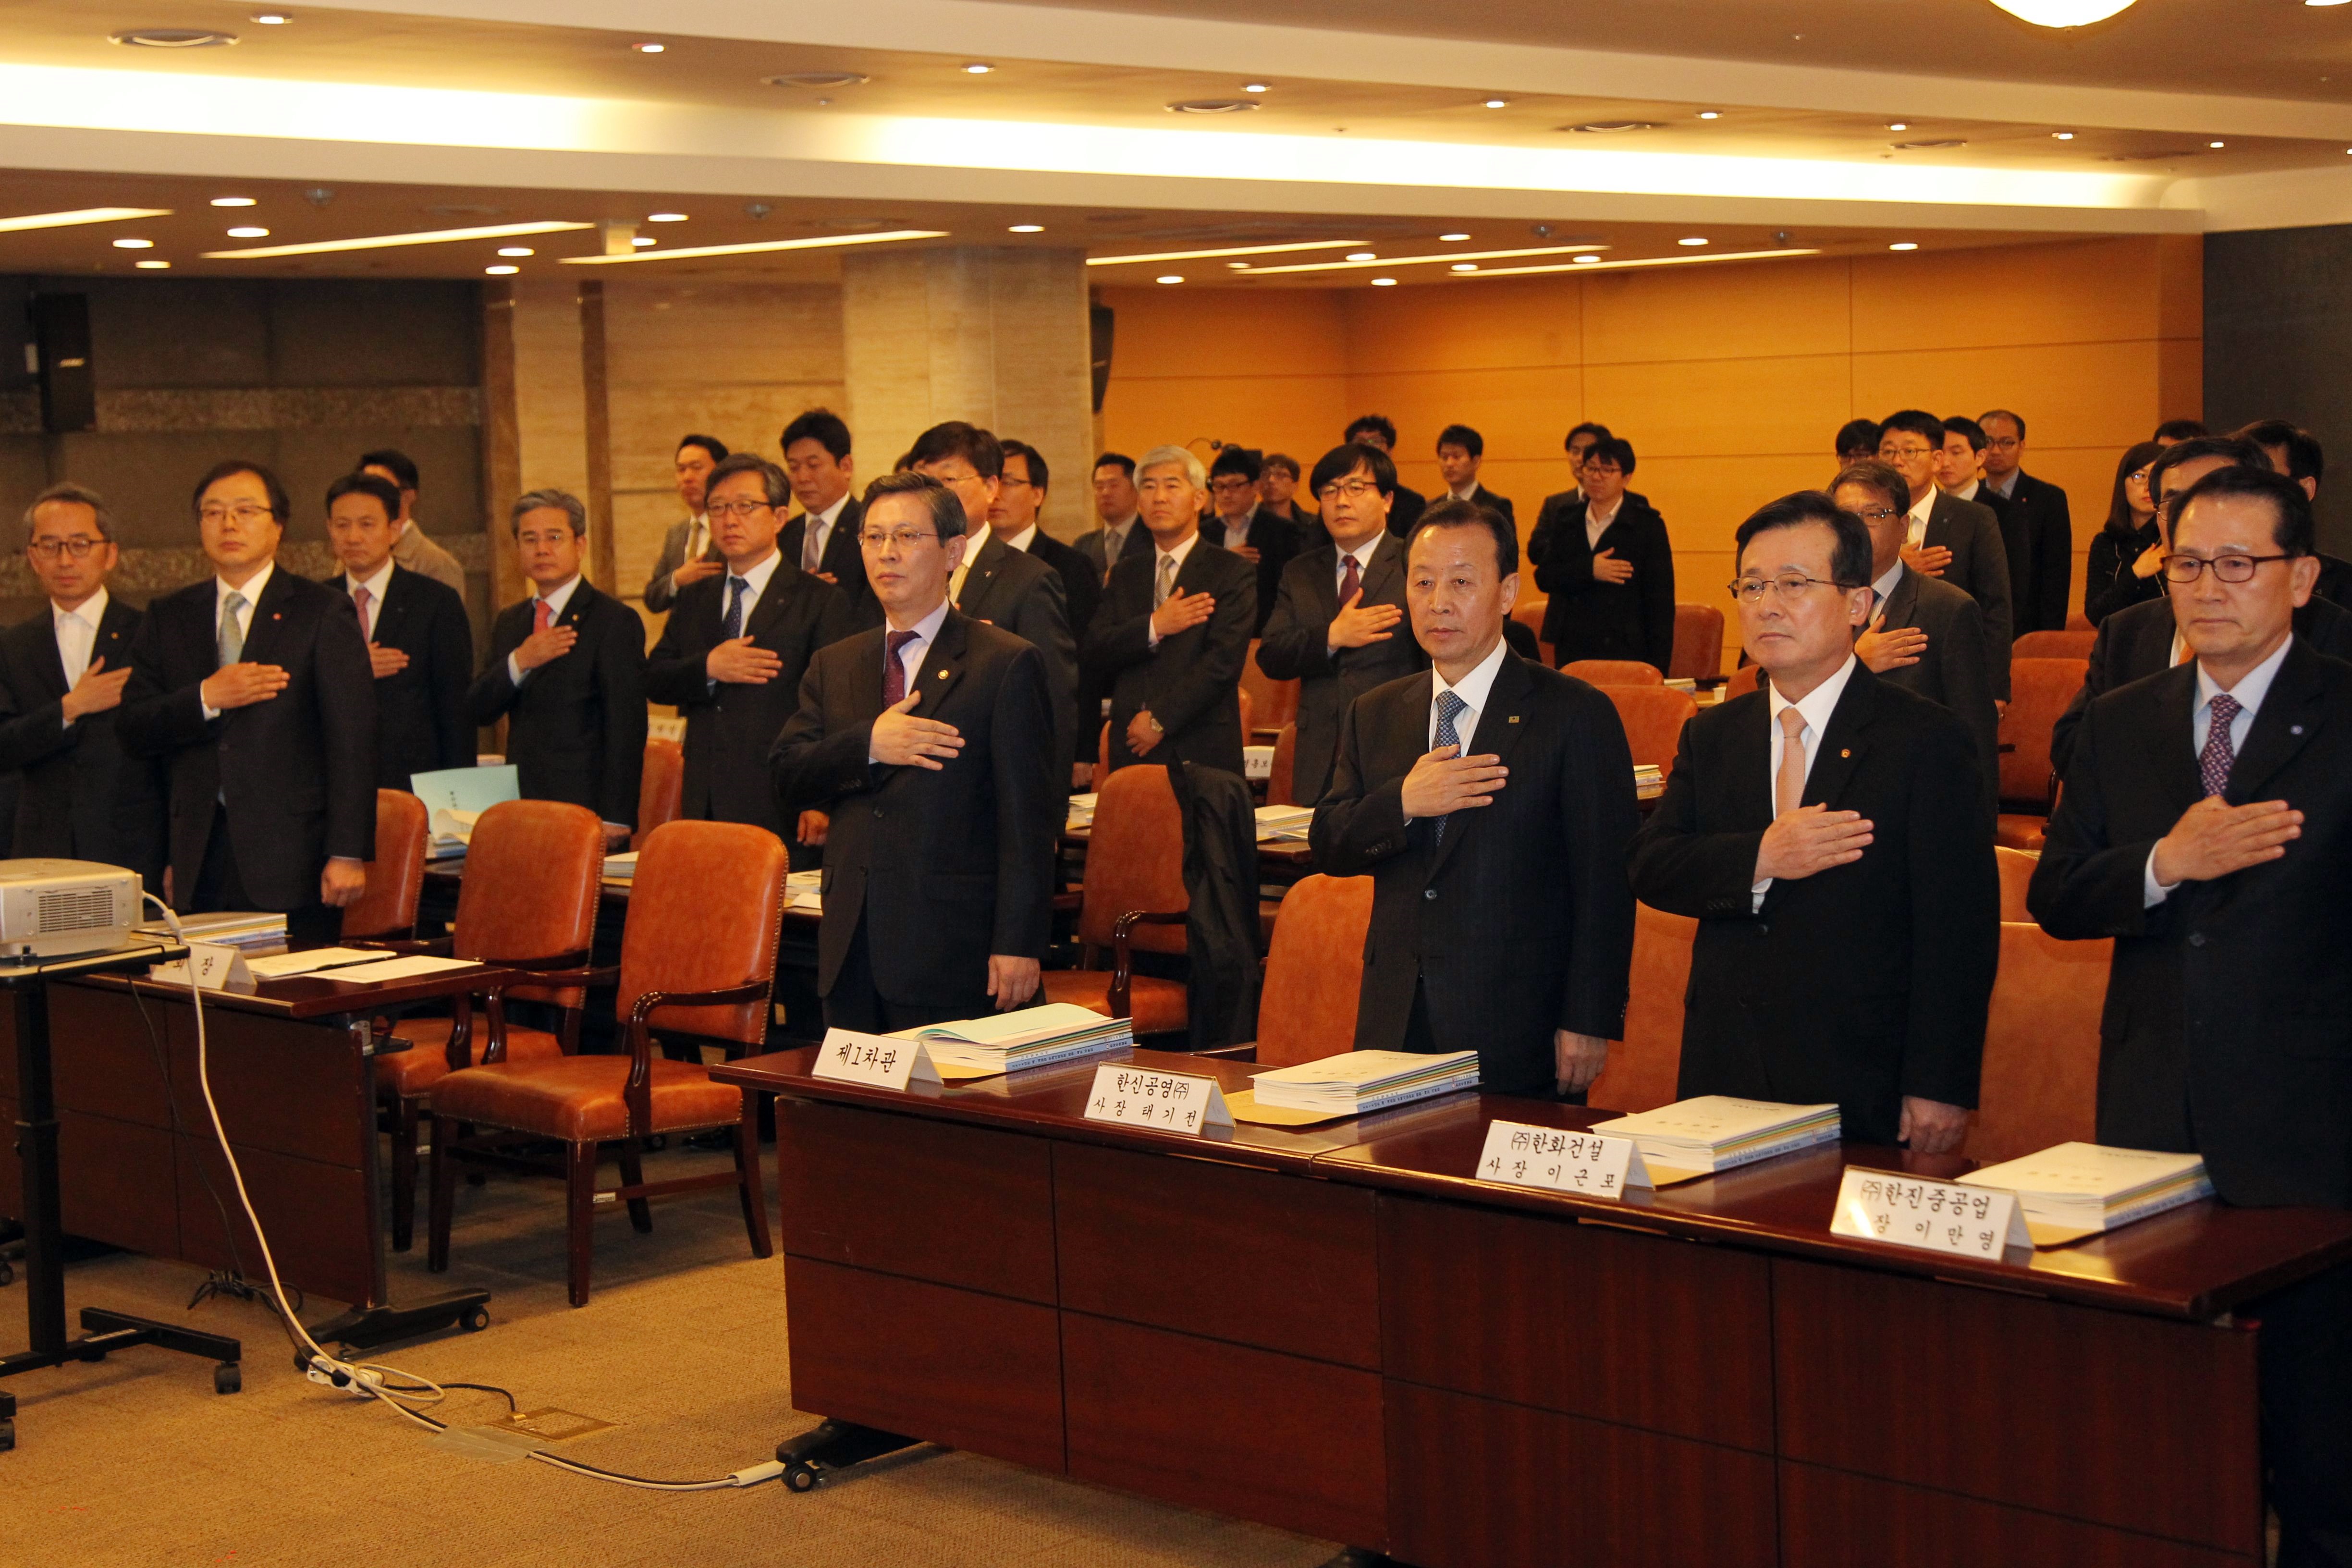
[1202, 446, 1298, 636]
[1630, 491, 1997, 1151]
[120, 461, 378, 941]
[1978, 409, 2073, 635]
[0, 483, 164, 887]
[2029, 464, 2352, 1568]
[1877, 409, 2013, 701]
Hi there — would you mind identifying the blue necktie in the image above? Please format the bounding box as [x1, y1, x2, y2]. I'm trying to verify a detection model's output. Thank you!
[710, 575, 748, 693]
[1433, 689, 1468, 846]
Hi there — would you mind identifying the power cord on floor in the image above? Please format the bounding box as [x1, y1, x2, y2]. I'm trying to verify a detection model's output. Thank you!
[147, 894, 786, 1493]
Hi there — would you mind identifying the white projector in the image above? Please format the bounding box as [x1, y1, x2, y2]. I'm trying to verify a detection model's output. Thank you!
[0, 859, 144, 958]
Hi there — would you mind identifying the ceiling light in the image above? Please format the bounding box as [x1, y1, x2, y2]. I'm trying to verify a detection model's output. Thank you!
[1226, 261, 1249, 269]
[631, 236, 658, 246]
[1370, 278, 1397, 287]
[1891, 138, 1969, 150]
[1698, 110, 1722, 120]
[561, 229, 949, 266]
[1889, 242, 1920, 251]
[1438, 233, 1470, 242]
[1167, 98, 1259, 114]
[110, 28, 237, 47]
[111, 238, 155, 249]
[765, 71, 868, 88]
[647, 212, 688, 222]
[135, 259, 171, 269]
[2311, 1, 2352, 7]
[496, 246, 534, 256]
[631, 41, 664, 53]
[1450, 263, 1478, 273]
[224, 226, 269, 238]
[1461, 247, 1821, 280]
[2209, 140, 2226, 149]
[1243, 82, 1270, 93]
[1008, 223, 1044, 233]
[1087, 239, 1371, 266]
[1483, 98, 1507, 109]
[962, 62, 993, 74]
[485, 265, 518, 275]
[0, 207, 172, 234]
[250, 11, 292, 22]
[1156, 274, 1183, 284]
[1568, 121, 1661, 134]
[1345, 251, 1378, 261]
[1678, 236, 1709, 246]
[1243, 242, 1615, 275]
[1572, 254, 1601, 264]
[210, 196, 257, 207]
[1988, 0, 2138, 25]
[1887, 122, 1910, 132]
[203, 219, 593, 259]
[2053, 131, 2076, 140]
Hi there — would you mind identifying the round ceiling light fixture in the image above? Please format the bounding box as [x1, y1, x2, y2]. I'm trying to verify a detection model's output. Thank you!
[485, 265, 519, 275]
[1887, 122, 1911, 132]
[111, 237, 155, 249]
[250, 11, 293, 23]
[1438, 233, 1470, 242]
[1450, 263, 1478, 273]
[1346, 251, 1378, 261]
[962, 61, 994, 74]
[1677, 236, 1709, 247]
[631, 41, 664, 53]
[2053, 131, 2076, 140]
[1483, 98, 1508, 109]
[210, 196, 257, 207]
[1567, 120, 1661, 134]
[1889, 242, 1920, 251]
[497, 246, 535, 257]
[647, 211, 688, 222]
[1167, 98, 1259, 114]
[225, 226, 269, 238]
[1155, 274, 1183, 284]
[1008, 223, 1044, 233]
[1370, 277, 1397, 287]
[765, 71, 867, 88]
[110, 27, 238, 46]
[1698, 110, 1722, 120]
[135, 259, 171, 269]
[631, 236, 658, 247]
[1987, 0, 2137, 24]
[1571, 254, 1602, 265]
[1242, 82, 1269, 93]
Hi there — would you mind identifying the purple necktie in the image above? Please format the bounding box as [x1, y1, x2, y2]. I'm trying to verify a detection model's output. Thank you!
[2199, 692, 2241, 798]
[1340, 551, 1362, 606]
[882, 629, 919, 708]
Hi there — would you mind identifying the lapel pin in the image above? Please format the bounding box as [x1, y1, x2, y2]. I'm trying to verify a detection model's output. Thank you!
[2292, 724, 2305, 735]
[271, 612, 282, 621]
[1839, 747, 1850, 759]
[1507, 714, 1520, 724]
[937, 670, 948, 679]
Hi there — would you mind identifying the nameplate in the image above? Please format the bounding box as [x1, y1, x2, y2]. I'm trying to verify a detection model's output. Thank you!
[1083, 1064, 1231, 1134]
[1476, 1119, 1646, 1199]
[151, 943, 254, 994]
[1830, 1167, 2030, 1260]
[812, 1028, 941, 1092]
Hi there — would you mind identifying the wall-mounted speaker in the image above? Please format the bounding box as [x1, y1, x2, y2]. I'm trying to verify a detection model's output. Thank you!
[30, 293, 95, 433]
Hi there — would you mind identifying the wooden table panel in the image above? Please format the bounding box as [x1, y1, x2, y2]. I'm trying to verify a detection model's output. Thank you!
[0, 1093, 17, 1215]
[1062, 1312, 1387, 1548]
[1772, 1258, 2262, 1555]
[175, 1138, 377, 1307]
[1384, 1380, 1778, 1568]
[775, 1098, 1056, 1304]
[49, 982, 174, 1129]
[784, 1255, 1065, 1474]
[1777, 1461, 2251, 1568]
[59, 1109, 179, 1259]
[165, 1009, 371, 1170]
[1379, 1193, 1775, 1450]
[1054, 1140, 1380, 1367]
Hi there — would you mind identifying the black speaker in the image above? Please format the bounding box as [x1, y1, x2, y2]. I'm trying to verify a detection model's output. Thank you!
[1090, 301, 1115, 416]
[30, 293, 95, 433]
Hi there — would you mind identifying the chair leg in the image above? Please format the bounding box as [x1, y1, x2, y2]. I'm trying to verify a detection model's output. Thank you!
[390, 1092, 421, 1252]
[427, 1113, 455, 1274]
[617, 1138, 654, 1233]
[565, 1139, 597, 1308]
[735, 1090, 773, 1260]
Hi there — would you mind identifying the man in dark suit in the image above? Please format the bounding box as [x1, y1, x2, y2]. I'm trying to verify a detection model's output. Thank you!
[1201, 446, 1299, 636]
[1076, 453, 1152, 586]
[468, 489, 647, 842]
[779, 407, 878, 627]
[2237, 419, 2352, 611]
[1629, 491, 1998, 1148]
[1527, 436, 1678, 674]
[321, 470, 473, 789]
[1435, 422, 1514, 525]
[1083, 444, 1257, 777]
[1348, 415, 1429, 539]
[1877, 409, 2014, 698]
[647, 453, 854, 845]
[0, 483, 163, 885]
[2028, 466, 2352, 1568]
[772, 471, 1058, 1030]
[1979, 409, 2073, 635]
[1311, 499, 1637, 1097]
[1256, 442, 1426, 805]
[993, 440, 1101, 643]
[1939, 414, 2031, 629]
[119, 461, 377, 942]
[642, 434, 728, 613]
[354, 447, 467, 598]
[1834, 462, 1999, 808]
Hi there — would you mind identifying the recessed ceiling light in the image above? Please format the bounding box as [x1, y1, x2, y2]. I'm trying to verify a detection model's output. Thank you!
[1572, 254, 1601, 264]
[1483, 98, 1507, 109]
[765, 71, 867, 87]
[1887, 122, 1910, 132]
[1438, 233, 1470, 242]
[2209, 140, 2226, 148]
[1988, 0, 2138, 24]
[135, 258, 171, 269]
[631, 236, 658, 246]
[0, 207, 172, 233]
[2053, 131, 2076, 140]
[1226, 261, 1249, 269]
[497, 246, 534, 257]
[1086, 239, 1371, 266]
[561, 230, 950, 266]
[225, 226, 269, 238]
[1346, 251, 1378, 261]
[1677, 236, 1709, 246]
[631, 41, 664, 53]
[1156, 274, 1183, 284]
[1567, 121, 1662, 134]
[485, 265, 519, 275]
[204, 219, 594, 259]
[1889, 242, 1920, 251]
[210, 196, 257, 208]
[1008, 223, 1044, 233]
[1698, 110, 1723, 121]
[1450, 263, 1478, 273]
[1167, 98, 1259, 114]
[110, 28, 238, 47]
[250, 11, 292, 22]
[1242, 242, 1616, 276]
[1243, 82, 1270, 93]
[111, 237, 155, 249]
[2311, 1, 2352, 7]
[1370, 277, 1397, 287]
[962, 62, 993, 74]
[647, 212, 688, 222]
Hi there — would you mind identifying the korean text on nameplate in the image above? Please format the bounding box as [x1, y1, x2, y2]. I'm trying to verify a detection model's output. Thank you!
[1083, 1064, 1232, 1134]
[1475, 1119, 1648, 1199]
[813, 1028, 942, 1091]
[1829, 1167, 2030, 1259]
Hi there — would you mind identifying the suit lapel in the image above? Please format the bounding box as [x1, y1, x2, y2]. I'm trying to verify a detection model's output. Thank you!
[745, 562, 803, 642]
[2151, 665, 2205, 809]
[957, 534, 1007, 617]
[1428, 652, 1536, 882]
[1800, 667, 1877, 812]
[1360, 534, 1404, 606]
[94, 599, 136, 686]
[1879, 565, 1921, 632]
[372, 566, 411, 643]
[908, 611, 969, 718]
[1725, 694, 1777, 833]
[237, 566, 297, 668]
[25, 612, 68, 699]
[2222, 640, 2327, 803]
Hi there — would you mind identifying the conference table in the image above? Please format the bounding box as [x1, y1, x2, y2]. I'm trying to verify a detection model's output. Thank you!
[714, 1045, 2352, 1568]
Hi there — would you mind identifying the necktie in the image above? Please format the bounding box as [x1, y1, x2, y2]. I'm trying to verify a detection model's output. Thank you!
[533, 597, 554, 635]
[2199, 692, 2241, 798]
[722, 576, 748, 643]
[803, 517, 823, 573]
[1775, 706, 1809, 818]
[218, 590, 247, 666]
[882, 629, 919, 708]
[1339, 551, 1362, 607]
[1432, 689, 1468, 847]
[1155, 552, 1177, 609]
[351, 584, 373, 640]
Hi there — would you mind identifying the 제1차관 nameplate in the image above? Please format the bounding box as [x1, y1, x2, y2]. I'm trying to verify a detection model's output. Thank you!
[1083, 1064, 1232, 1135]
[1830, 1167, 2030, 1259]
[813, 1028, 942, 1091]
[1475, 1119, 1647, 1199]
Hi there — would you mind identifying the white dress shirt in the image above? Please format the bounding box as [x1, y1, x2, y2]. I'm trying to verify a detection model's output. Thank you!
[2144, 636, 2292, 907]
[200, 563, 275, 720]
[1949, 478, 1984, 505]
[1870, 559, 1905, 616]
[675, 514, 710, 581]
[1585, 495, 1624, 551]
[1000, 523, 1040, 555]
[800, 493, 850, 571]
[52, 587, 106, 728]
[721, 548, 782, 626]
[1145, 530, 1204, 649]
[1421, 636, 1510, 756]
[344, 558, 393, 640]
[1905, 488, 1935, 551]
[505, 572, 583, 686]
[1753, 653, 1861, 910]
[870, 597, 953, 762]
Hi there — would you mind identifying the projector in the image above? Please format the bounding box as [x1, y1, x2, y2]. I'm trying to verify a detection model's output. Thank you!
[0, 859, 144, 959]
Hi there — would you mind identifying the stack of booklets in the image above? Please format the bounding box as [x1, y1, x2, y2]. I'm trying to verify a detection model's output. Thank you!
[1590, 1096, 1841, 1181]
[1250, 1050, 1480, 1116]
[1633, 763, 1665, 795]
[138, 910, 286, 951]
[1253, 805, 1316, 843]
[785, 870, 823, 911]
[897, 1003, 1131, 1072]
[602, 851, 637, 881]
[412, 764, 520, 860]
[1960, 1142, 2213, 1246]
[1066, 793, 1099, 831]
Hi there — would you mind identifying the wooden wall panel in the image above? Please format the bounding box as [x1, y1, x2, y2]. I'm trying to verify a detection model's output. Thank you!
[1583, 258, 1852, 365]
[1343, 277, 1582, 374]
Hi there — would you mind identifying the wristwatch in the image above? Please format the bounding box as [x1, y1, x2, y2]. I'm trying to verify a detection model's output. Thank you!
[1144, 712, 1164, 735]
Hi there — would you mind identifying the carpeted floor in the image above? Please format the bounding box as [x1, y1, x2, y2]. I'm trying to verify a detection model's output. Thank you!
[0, 1147, 1342, 1568]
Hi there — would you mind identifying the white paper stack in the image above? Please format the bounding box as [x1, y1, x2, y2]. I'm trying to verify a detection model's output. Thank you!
[899, 1002, 1132, 1071]
[785, 870, 823, 911]
[1590, 1096, 1841, 1178]
[1664, 677, 1698, 693]
[1066, 793, 1100, 831]
[602, 851, 638, 881]
[243, 946, 386, 979]
[1253, 804, 1316, 843]
[139, 910, 286, 950]
[1960, 1142, 2213, 1245]
[1250, 1049, 1480, 1116]
[1633, 764, 1665, 796]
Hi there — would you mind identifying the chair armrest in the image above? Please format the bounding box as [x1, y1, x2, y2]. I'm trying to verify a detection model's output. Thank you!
[621, 980, 773, 1133]
[625, 980, 771, 1029]
[1190, 1042, 1256, 1061]
[1107, 909, 1186, 1019]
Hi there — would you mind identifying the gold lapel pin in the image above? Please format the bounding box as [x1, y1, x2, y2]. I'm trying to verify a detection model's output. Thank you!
[1507, 714, 1520, 724]
[1839, 747, 1850, 758]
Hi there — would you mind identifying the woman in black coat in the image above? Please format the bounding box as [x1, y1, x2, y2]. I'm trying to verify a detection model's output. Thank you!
[2082, 440, 2164, 626]
[1526, 437, 1677, 674]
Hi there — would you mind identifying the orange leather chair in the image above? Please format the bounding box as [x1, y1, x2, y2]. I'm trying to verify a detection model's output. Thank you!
[1997, 656, 2086, 849]
[1248, 875, 1374, 1068]
[1669, 603, 1726, 682]
[342, 790, 429, 941]
[635, 738, 685, 850]
[1565, 659, 1663, 687]
[1589, 903, 1695, 1114]
[2066, 611, 2093, 632]
[1721, 663, 1763, 699]
[1241, 640, 1300, 738]
[2015, 629, 2095, 661]
[375, 799, 605, 1251]
[1265, 723, 1298, 807]
[1510, 596, 1553, 667]
[426, 820, 785, 1307]
[1040, 763, 1189, 1034]
[1994, 845, 2038, 923]
[1968, 922, 2109, 1165]
[1603, 686, 1697, 782]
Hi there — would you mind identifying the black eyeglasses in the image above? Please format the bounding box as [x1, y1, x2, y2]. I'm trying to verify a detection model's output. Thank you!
[27, 539, 104, 560]
[1729, 574, 1847, 603]
[2160, 552, 2292, 584]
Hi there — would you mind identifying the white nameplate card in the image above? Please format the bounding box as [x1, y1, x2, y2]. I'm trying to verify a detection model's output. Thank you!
[1830, 1168, 2030, 1260]
[1476, 1120, 1648, 1199]
[151, 943, 254, 993]
[813, 1028, 941, 1091]
[1083, 1064, 1232, 1134]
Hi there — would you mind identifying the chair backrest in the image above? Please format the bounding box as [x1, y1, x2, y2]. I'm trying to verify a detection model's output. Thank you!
[1097, 720, 1111, 777]
[452, 799, 606, 1008]
[2065, 610, 2093, 632]
[1565, 659, 1663, 686]
[1602, 686, 1697, 778]
[1266, 723, 1298, 807]
[1238, 686, 1254, 744]
[618, 820, 788, 1047]
[1253, 875, 1375, 1067]
[1510, 596, 1553, 666]
[1994, 845, 2038, 923]
[2014, 629, 2095, 661]
[1240, 640, 1300, 734]
[1968, 921, 2109, 1164]
[342, 789, 429, 940]
[635, 738, 685, 849]
[1722, 663, 1763, 699]
[1669, 603, 1726, 681]
[1999, 657, 2087, 812]
[1589, 903, 1694, 1114]
[1079, 763, 1188, 955]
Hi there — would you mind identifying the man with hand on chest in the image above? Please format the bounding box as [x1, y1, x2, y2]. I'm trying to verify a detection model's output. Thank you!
[322, 470, 474, 788]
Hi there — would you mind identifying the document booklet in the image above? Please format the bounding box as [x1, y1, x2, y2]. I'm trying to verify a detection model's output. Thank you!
[414, 764, 521, 857]
[784, 870, 822, 910]
[328, 954, 484, 984]
[1589, 1096, 1841, 1181]
[602, 852, 638, 881]
[891, 1003, 1133, 1072]
[1253, 805, 1316, 843]
[140, 910, 285, 950]
[1066, 794, 1099, 830]
[1250, 1049, 1481, 1116]
[1959, 1142, 2213, 1247]
[243, 947, 386, 979]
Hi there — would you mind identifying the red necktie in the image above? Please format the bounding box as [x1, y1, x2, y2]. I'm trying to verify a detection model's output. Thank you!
[1340, 552, 1362, 606]
[533, 598, 553, 634]
[882, 629, 918, 707]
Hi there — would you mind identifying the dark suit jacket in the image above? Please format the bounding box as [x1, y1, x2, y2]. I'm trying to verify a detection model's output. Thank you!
[2050, 592, 2352, 776]
[1872, 564, 1999, 816]
[1310, 654, 1639, 1094]
[1384, 484, 1429, 540]
[2029, 638, 2352, 1206]
[645, 558, 855, 836]
[1527, 494, 1678, 674]
[2084, 521, 2162, 627]
[119, 568, 378, 911]
[1255, 534, 1425, 805]
[1076, 518, 1153, 585]
[1627, 666, 1999, 1141]
[1084, 536, 1257, 777]
[0, 597, 165, 882]
[467, 578, 647, 826]
[956, 532, 1078, 771]
[1203, 506, 1301, 636]
[1922, 491, 2014, 698]
[779, 499, 880, 629]
[642, 515, 720, 614]
[1995, 472, 2073, 635]
[1019, 527, 1101, 646]
[772, 611, 1058, 1007]
[326, 564, 473, 789]
[1468, 484, 1515, 525]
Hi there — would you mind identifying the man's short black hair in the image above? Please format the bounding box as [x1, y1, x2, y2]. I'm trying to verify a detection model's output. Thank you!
[676, 433, 729, 466]
[2235, 419, 2324, 486]
[1735, 490, 1874, 589]
[1262, 452, 1300, 481]
[1835, 418, 1882, 458]
[1941, 415, 1989, 453]
[355, 448, 419, 492]
[2154, 418, 2209, 443]
[1344, 414, 1398, 448]
[1000, 439, 1050, 494]
[780, 408, 852, 462]
[1309, 441, 1396, 499]
[2172, 463, 2316, 558]
[192, 459, 290, 522]
[705, 451, 790, 509]
[1878, 409, 1945, 448]
[1209, 445, 1263, 484]
[1830, 461, 1911, 521]
[2148, 435, 2272, 509]
[1978, 408, 2026, 442]
[1413, 497, 1516, 577]
[1093, 451, 1136, 480]
[1565, 421, 1612, 453]
[1436, 423, 1484, 458]
[907, 421, 1003, 480]
[861, 470, 967, 539]
[1582, 436, 1637, 477]
[325, 470, 404, 520]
